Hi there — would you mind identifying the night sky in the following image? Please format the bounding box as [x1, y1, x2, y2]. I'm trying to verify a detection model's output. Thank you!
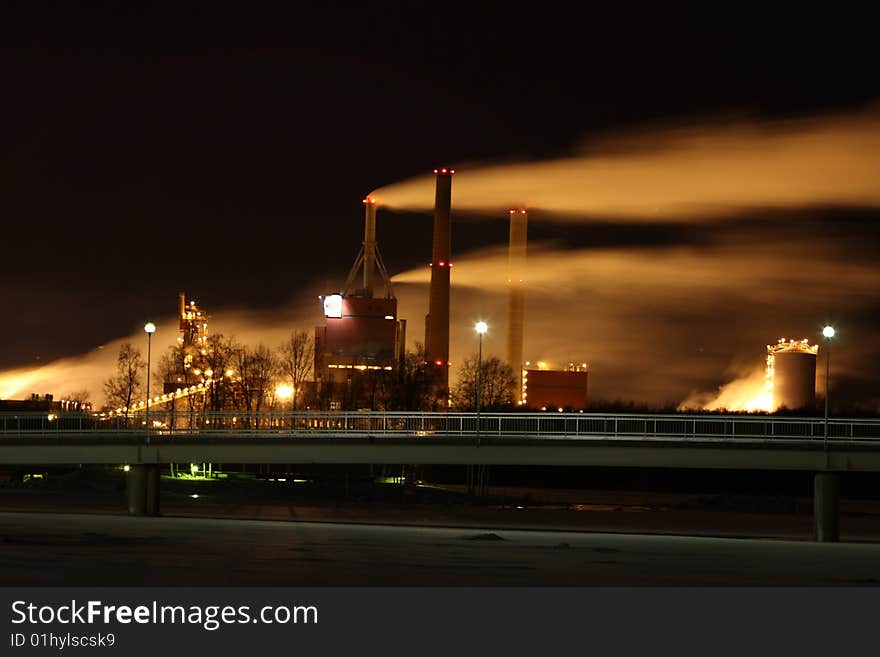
[2, 5, 878, 404]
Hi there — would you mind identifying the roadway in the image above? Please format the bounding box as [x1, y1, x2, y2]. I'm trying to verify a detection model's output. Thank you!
[1, 511, 878, 585]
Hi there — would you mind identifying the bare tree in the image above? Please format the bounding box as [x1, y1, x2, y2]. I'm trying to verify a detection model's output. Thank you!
[203, 333, 236, 411]
[277, 330, 314, 410]
[388, 343, 436, 410]
[232, 342, 278, 418]
[103, 343, 145, 421]
[451, 355, 516, 411]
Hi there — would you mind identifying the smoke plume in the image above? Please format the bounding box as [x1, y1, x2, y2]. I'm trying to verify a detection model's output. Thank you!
[0, 299, 324, 407]
[392, 229, 880, 409]
[373, 106, 880, 220]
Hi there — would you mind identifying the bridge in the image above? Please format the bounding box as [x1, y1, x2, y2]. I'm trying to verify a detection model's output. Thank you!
[3, 410, 880, 541]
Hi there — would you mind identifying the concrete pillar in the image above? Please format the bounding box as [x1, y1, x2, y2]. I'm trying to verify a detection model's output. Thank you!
[145, 464, 160, 516]
[127, 464, 160, 516]
[813, 472, 840, 542]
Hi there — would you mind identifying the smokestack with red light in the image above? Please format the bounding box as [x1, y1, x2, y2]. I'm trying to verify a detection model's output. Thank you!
[362, 196, 378, 296]
[425, 167, 454, 395]
[507, 209, 528, 403]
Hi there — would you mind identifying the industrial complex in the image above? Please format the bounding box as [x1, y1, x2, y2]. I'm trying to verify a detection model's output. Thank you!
[310, 167, 589, 410]
[3, 168, 828, 415]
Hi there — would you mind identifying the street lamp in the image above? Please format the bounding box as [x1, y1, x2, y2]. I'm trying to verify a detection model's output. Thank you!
[474, 321, 488, 434]
[822, 325, 835, 448]
[144, 322, 156, 434]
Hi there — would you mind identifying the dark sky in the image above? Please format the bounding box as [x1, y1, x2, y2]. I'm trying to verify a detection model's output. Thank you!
[1, 4, 878, 371]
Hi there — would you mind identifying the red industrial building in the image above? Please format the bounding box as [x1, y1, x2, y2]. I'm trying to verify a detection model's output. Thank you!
[522, 365, 588, 411]
[315, 295, 401, 376]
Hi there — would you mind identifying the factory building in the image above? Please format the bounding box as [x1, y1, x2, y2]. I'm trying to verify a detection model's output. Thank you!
[315, 197, 405, 390]
[767, 338, 817, 410]
[315, 295, 401, 375]
[178, 292, 209, 351]
[521, 363, 588, 411]
[163, 292, 213, 395]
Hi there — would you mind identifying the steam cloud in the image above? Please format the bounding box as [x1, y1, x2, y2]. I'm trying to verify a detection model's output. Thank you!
[392, 232, 880, 409]
[373, 106, 880, 219]
[0, 300, 324, 407]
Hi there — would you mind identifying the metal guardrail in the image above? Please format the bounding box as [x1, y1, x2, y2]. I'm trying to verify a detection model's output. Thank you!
[1, 411, 880, 441]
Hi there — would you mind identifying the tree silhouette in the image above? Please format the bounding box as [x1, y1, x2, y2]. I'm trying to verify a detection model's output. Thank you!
[452, 355, 516, 411]
[103, 343, 145, 422]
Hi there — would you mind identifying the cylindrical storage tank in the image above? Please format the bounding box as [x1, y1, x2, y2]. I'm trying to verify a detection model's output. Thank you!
[769, 340, 817, 410]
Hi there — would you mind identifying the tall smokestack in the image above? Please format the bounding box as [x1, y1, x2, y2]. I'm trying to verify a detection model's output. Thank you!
[507, 209, 528, 403]
[178, 291, 186, 330]
[362, 196, 378, 296]
[425, 167, 454, 396]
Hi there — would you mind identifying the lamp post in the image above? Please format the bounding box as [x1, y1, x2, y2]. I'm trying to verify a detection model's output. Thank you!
[144, 322, 156, 434]
[822, 325, 835, 449]
[475, 321, 488, 434]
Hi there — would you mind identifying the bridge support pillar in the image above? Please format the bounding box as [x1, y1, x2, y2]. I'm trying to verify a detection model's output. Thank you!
[813, 472, 839, 543]
[127, 464, 160, 516]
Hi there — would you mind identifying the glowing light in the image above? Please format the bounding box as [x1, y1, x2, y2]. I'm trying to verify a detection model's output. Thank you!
[276, 385, 293, 399]
[144, 322, 156, 334]
[323, 293, 343, 318]
[123, 465, 130, 472]
[225, 369, 234, 377]
[475, 321, 488, 335]
[823, 326, 836, 339]
[384, 315, 394, 320]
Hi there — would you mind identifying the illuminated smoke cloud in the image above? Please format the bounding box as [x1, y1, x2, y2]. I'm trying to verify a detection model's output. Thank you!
[0, 299, 324, 407]
[5, 107, 880, 411]
[373, 106, 880, 220]
[393, 235, 880, 409]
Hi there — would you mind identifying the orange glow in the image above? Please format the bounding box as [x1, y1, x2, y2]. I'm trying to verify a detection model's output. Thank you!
[392, 232, 877, 408]
[377, 107, 880, 220]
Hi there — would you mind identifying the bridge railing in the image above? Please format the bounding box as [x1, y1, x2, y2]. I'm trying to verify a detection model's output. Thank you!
[1, 411, 879, 441]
